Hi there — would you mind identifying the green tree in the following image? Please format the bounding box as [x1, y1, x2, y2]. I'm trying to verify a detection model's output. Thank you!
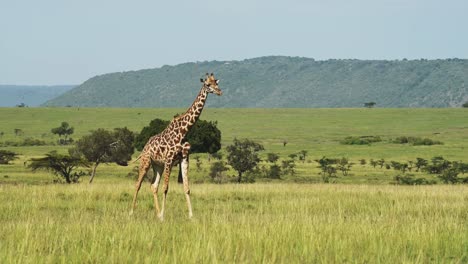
[298, 150, 308, 163]
[438, 168, 461, 184]
[51, 122, 74, 145]
[268, 164, 282, 179]
[377, 158, 385, 169]
[111, 127, 136, 166]
[226, 138, 264, 183]
[415, 158, 428, 172]
[337, 157, 353, 176]
[364, 102, 376, 108]
[462, 101, 468, 108]
[134, 118, 169, 151]
[315, 156, 338, 183]
[425, 156, 451, 174]
[27, 151, 88, 183]
[73, 127, 135, 183]
[0, 150, 18, 164]
[266, 153, 280, 164]
[14, 128, 24, 136]
[281, 159, 296, 176]
[185, 120, 222, 154]
[134, 118, 221, 154]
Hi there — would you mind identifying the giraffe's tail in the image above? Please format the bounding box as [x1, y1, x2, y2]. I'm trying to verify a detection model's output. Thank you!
[132, 154, 142, 163]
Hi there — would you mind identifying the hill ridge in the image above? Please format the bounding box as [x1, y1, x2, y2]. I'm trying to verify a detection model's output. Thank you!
[43, 56, 468, 108]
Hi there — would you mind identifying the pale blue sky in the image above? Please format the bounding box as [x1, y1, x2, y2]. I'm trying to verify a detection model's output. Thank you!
[1, 0, 467, 85]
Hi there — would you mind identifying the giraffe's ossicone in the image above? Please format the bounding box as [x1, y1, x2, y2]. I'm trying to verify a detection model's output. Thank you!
[130, 73, 222, 220]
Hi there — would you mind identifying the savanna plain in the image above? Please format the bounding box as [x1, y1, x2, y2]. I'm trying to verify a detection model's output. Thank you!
[0, 108, 467, 263]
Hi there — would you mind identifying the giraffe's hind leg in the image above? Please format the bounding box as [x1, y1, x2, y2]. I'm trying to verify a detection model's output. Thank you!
[151, 163, 163, 217]
[130, 156, 151, 215]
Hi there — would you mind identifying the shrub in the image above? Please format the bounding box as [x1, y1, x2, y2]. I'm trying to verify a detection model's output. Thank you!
[315, 156, 339, 183]
[0, 138, 48, 147]
[267, 164, 282, 179]
[0, 150, 18, 164]
[394, 174, 436, 185]
[391, 136, 443, 146]
[209, 161, 229, 184]
[438, 168, 461, 184]
[341, 136, 382, 145]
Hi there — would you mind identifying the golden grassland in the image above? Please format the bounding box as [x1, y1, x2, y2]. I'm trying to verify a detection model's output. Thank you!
[0, 183, 467, 263]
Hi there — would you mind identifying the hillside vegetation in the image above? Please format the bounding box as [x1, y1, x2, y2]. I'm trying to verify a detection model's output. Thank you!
[43, 56, 468, 108]
[0, 85, 74, 107]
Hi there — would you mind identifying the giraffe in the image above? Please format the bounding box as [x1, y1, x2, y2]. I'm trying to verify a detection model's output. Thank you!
[130, 73, 222, 220]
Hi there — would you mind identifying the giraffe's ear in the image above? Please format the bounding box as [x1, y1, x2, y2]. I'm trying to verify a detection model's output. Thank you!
[216, 79, 220, 84]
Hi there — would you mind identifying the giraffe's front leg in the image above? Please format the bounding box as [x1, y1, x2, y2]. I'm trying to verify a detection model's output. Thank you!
[180, 156, 193, 218]
[181, 142, 193, 218]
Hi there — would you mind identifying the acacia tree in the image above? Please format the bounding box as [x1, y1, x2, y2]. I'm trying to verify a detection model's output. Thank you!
[364, 102, 376, 108]
[28, 151, 88, 183]
[226, 138, 264, 183]
[51, 122, 74, 144]
[73, 127, 135, 183]
[299, 150, 308, 163]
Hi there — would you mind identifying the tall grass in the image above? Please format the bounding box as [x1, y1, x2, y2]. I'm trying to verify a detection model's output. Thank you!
[1, 183, 466, 263]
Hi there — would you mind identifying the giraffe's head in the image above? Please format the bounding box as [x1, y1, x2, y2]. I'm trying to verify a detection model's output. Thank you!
[200, 73, 222, 96]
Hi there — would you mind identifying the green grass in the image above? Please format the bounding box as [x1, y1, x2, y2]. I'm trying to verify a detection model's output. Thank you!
[1, 107, 468, 184]
[0, 183, 466, 263]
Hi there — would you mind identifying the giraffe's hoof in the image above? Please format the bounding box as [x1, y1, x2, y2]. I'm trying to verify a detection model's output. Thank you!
[158, 213, 164, 222]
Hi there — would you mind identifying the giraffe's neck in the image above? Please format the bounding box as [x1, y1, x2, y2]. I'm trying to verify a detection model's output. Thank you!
[183, 87, 208, 127]
[164, 86, 207, 142]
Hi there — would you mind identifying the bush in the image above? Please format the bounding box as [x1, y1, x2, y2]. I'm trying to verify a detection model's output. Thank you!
[209, 161, 229, 184]
[341, 136, 382, 145]
[315, 157, 339, 183]
[438, 169, 461, 184]
[267, 164, 282, 179]
[391, 136, 442, 146]
[135, 118, 221, 154]
[0, 150, 18, 164]
[394, 174, 436, 185]
[0, 138, 49, 147]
